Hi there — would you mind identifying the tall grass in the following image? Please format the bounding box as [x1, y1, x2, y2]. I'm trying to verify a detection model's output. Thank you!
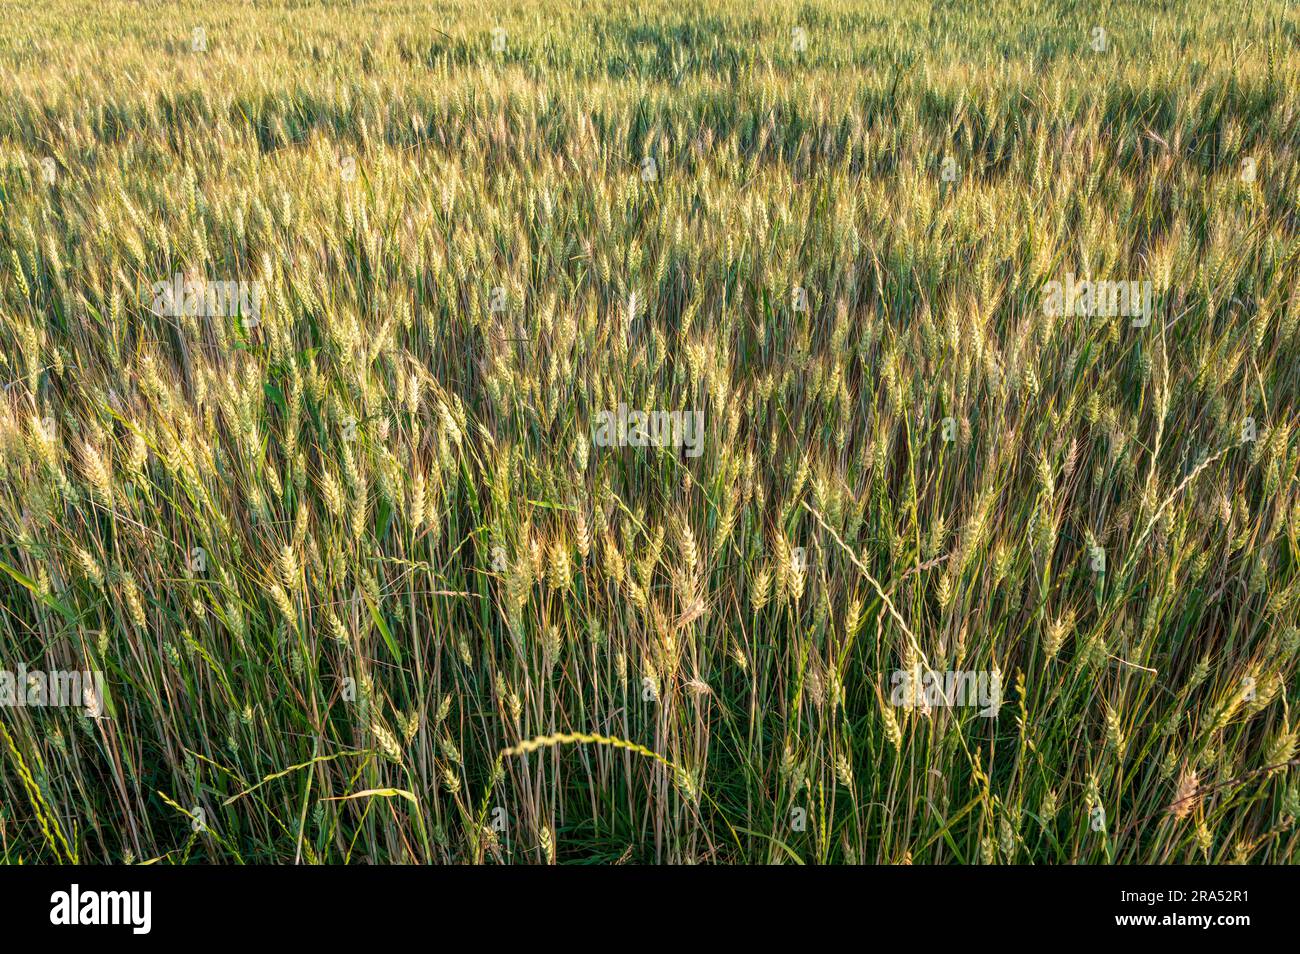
[1, 0, 1298, 863]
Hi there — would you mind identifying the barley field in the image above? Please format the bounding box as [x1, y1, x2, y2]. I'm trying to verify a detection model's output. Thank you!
[1, 0, 1298, 865]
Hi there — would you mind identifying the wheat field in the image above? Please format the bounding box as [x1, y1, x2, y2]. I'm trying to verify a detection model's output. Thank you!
[1, 0, 1298, 864]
